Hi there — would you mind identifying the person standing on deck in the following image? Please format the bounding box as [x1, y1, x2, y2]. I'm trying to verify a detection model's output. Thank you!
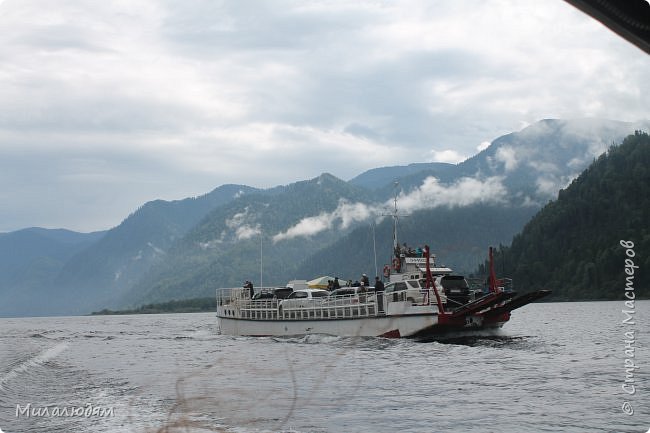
[374, 276, 384, 292]
[374, 276, 386, 314]
[244, 280, 254, 298]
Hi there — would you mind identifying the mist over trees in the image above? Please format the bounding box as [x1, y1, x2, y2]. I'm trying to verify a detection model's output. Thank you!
[477, 132, 650, 300]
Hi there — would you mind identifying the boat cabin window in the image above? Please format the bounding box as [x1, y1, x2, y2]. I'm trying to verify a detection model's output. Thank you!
[288, 291, 308, 299]
[311, 291, 329, 298]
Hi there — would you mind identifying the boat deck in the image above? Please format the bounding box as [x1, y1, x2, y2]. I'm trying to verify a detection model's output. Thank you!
[217, 287, 437, 321]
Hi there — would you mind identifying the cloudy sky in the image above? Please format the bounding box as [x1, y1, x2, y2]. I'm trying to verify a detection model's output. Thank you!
[0, 0, 648, 232]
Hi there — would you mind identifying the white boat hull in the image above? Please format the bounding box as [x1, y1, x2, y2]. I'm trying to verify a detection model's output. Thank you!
[218, 312, 439, 338]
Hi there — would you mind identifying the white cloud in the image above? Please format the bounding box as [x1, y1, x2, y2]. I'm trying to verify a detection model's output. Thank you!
[521, 196, 541, 207]
[234, 224, 261, 240]
[527, 160, 559, 174]
[225, 207, 262, 240]
[337, 201, 376, 230]
[398, 176, 507, 212]
[0, 0, 647, 231]
[536, 177, 561, 197]
[273, 175, 507, 242]
[495, 147, 519, 172]
[429, 149, 465, 164]
[272, 213, 335, 243]
[273, 200, 378, 242]
[199, 209, 262, 243]
[225, 208, 252, 230]
[535, 173, 581, 198]
[198, 233, 226, 250]
[536, 177, 558, 196]
[477, 141, 490, 152]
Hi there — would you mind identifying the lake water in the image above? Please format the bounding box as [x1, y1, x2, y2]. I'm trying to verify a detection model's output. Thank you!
[0, 301, 648, 433]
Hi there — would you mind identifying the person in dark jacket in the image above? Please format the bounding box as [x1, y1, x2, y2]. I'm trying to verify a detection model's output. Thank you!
[244, 280, 254, 298]
[374, 276, 386, 314]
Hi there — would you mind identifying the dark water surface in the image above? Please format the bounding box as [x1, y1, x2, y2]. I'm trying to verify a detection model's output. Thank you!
[1, 301, 648, 433]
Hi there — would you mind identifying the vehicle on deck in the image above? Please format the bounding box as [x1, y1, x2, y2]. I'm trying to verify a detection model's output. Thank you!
[279, 289, 329, 310]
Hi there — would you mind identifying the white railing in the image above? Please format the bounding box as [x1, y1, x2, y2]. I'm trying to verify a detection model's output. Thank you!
[216, 288, 386, 320]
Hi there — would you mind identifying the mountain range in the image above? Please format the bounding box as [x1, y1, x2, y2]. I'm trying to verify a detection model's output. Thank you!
[0, 118, 647, 317]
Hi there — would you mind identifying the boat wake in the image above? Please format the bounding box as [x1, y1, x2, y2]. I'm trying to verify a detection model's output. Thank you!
[271, 334, 344, 345]
[0, 342, 69, 392]
[421, 333, 540, 350]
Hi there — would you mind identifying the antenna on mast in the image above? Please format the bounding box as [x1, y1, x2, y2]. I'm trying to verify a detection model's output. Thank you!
[393, 181, 399, 252]
[382, 181, 409, 259]
[372, 222, 378, 278]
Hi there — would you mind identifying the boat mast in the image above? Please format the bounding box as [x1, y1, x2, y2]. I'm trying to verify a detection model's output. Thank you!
[386, 181, 410, 256]
[392, 181, 399, 255]
[383, 181, 408, 274]
[372, 222, 378, 278]
[260, 230, 264, 290]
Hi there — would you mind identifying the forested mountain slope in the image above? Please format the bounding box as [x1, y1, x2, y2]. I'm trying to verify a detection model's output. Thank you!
[479, 131, 649, 299]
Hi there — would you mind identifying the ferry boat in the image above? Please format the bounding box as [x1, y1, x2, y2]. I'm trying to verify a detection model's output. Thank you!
[216, 201, 550, 338]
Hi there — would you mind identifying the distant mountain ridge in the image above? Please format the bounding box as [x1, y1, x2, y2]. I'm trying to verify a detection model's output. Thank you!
[56, 183, 260, 290]
[124, 173, 374, 306]
[0, 184, 259, 316]
[0, 118, 647, 316]
[368, 118, 650, 204]
[349, 162, 456, 191]
[0, 228, 105, 316]
[0, 228, 105, 278]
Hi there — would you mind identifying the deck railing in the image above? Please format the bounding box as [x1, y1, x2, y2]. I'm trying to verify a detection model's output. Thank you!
[216, 288, 385, 320]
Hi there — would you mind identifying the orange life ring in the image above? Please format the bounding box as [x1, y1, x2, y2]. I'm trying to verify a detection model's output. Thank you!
[383, 265, 391, 278]
[392, 258, 401, 272]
